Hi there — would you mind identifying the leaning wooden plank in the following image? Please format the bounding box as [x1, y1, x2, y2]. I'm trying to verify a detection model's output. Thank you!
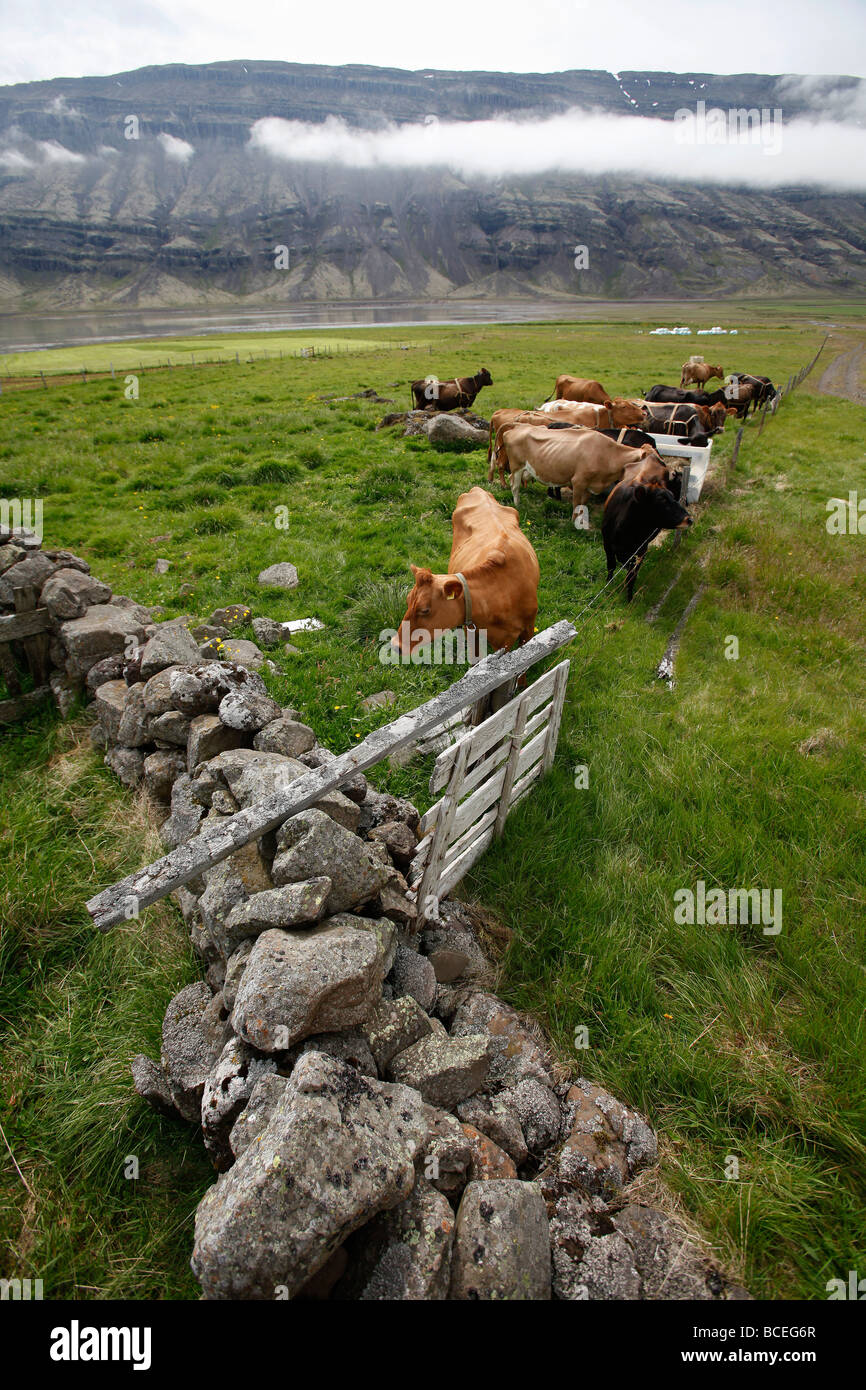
[0, 608, 52, 641]
[419, 740, 510, 837]
[14, 584, 51, 685]
[448, 764, 508, 844]
[85, 619, 577, 930]
[414, 740, 472, 929]
[540, 661, 570, 775]
[430, 696, 520, 793]
[430, 662, 559, 791]
[508, 759, 545, 811]
[0, 685, 51, 725]
[494, 689, 530, 838]
[442, 805, 499, 871]
[514, 725, 550, 784]
[436, 825, 497, 901]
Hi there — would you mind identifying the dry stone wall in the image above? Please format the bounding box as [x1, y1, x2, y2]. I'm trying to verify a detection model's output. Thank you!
[0, 522, 749, 1301]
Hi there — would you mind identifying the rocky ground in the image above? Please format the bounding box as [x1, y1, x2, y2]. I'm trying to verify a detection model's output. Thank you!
[1, 520, 750, 1301]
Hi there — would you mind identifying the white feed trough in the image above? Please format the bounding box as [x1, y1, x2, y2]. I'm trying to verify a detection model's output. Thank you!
[646, 434, 711, 505]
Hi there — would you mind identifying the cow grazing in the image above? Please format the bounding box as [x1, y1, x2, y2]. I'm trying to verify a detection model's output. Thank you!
[627, 400, 710, 446]
[603, 480, 692, 602]
[535, 398, 649, 428]
[488, 400, 649, 486]
[680, 361, 723, 388]
[496, 423, 666, 525]
[392, 486, 540, 657]
[548, 375, 612, 405]
[543, 429, 682, 503]
[410, 367, 492, 412]
[725, 373, 776, 417]
[645, 385, 728, 407]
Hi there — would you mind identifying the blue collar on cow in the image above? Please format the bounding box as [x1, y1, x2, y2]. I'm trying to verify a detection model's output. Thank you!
[455, 571, 475, 629]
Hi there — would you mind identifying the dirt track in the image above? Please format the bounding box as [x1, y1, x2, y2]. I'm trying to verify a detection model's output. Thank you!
[815, 342, 866, 406]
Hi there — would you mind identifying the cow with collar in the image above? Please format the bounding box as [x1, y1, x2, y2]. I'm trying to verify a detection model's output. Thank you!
[410, 367, 493, 412]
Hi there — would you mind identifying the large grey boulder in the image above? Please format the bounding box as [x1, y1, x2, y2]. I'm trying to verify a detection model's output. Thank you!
[220, 878, 332, 954]
[338, 1178, 455, 1300]
[187, 714, 248, 771]
[450, 991, 553, 1088]
[160, 983, 233, 1123]
[427, 413, 488, 448]
[0, 551, 57, 603]
[257, 562, 298, 590]
[40, 567, 111, 621]
[139, 621, 202, 679]
[497, 1077, 562, 1159]
[198, 843, 273, 959]
[545, 1079, 657, 1199]
[389, 944, 437, 1012]
[93, 679, 129, 743]
[547, 1189, 642, 1301]
[229, 1074, 289, 1160]
[191, 1051, 429, 1299]
[253, 716, 316, 758]
[60, 604, 147, 680]
[169, 662, 268, 718]
[450, 1180, 551, 1300]
[231, 920, 390, 1052]
[143, 749, 187, 802]
[387, 1033, 492, 1110]
[362, 995, 433, 1073]
[201, 1037, 279, 1171]
[217, 688, 281, 734]
[116, 682, 149, 747]
[271, 808, 390, 915]
[159, 773, 205, 849]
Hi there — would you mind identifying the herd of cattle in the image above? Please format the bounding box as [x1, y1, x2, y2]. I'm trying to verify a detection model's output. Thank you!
[396, 359, 776, 654]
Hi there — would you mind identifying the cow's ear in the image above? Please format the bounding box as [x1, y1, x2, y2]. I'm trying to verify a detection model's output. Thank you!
[410, 563, 421, 578]
[603, 399, 613, 408]
[442, 577, 462, 600]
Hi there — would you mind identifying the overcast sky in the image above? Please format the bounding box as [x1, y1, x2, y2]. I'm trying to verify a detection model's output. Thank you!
[1, 0, 864, 86]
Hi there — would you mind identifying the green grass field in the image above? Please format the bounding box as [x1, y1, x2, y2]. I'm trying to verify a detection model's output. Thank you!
[1, 315, 864, 1300]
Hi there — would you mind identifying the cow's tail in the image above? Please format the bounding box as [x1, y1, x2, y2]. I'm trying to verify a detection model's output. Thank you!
[543, 380, 556, 403]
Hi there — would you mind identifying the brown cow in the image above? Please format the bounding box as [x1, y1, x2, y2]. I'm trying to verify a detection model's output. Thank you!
[488, 399, 648, 485]
[680, 361, 723, 388]
[549, 375, 611, 405]
[410, 367, 492, 412]
[498, 424, 664, 524]
[392, 486, 539, 656]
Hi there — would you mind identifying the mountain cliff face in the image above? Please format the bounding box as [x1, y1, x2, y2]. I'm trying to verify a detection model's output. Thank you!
[0, 61, 864, 309]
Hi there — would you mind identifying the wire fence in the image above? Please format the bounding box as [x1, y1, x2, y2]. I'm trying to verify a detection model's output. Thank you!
[0, 338, 430, 394]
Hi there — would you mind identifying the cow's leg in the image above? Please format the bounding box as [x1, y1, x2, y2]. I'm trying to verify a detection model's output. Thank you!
[510, 467, 524, 508]
[571, 482, 590, 527]
[603, 534, 617, 583]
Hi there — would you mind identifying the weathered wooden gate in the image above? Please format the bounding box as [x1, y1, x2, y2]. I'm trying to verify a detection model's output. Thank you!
[87, 622, 576, 931]
[410, 660, 569, 926]
[0, 579, 52, 726]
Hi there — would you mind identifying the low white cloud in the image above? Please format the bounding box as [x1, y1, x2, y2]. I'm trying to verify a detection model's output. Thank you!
[249, 108, 866, 190]
[0, 148, 35, 170]
[36, 140, 86, 164]
[776, 74, 866, 122]
[158, 132, 195, 161]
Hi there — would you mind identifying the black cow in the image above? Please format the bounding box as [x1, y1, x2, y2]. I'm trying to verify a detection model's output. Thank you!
[639, 401, 710, 446]
[410, 368, 493, 411]
[645, 385, 728, 407]
[602, 480, 692, 602]
[725, 373, 777, 417]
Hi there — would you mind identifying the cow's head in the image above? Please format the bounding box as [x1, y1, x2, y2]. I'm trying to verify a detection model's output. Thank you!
[477, 367, 493, 386]
[611, 398, 650, 426]
[392, 564, 464, 654]
[634, 482, 692, 530]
